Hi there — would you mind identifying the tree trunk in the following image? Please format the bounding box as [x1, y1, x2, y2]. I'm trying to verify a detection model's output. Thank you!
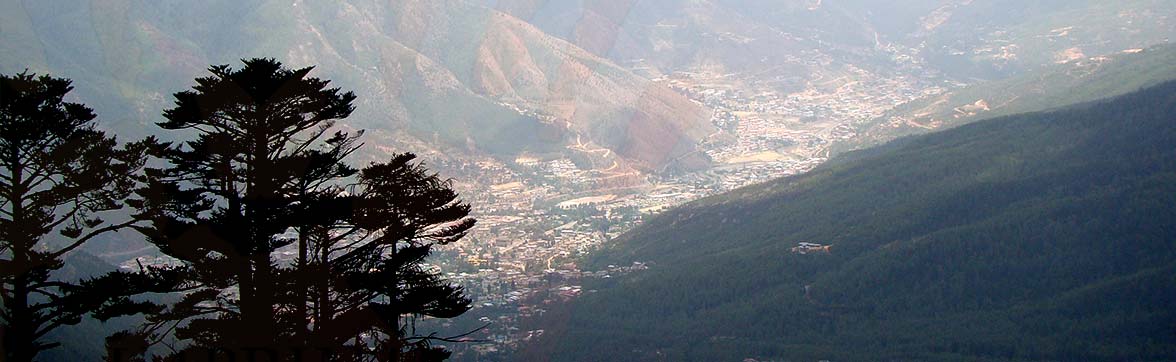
[4, 160, 37, 362]
[6, 268, 35, 362]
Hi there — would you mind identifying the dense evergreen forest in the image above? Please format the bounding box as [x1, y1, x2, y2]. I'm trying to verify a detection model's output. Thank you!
[521, 81, 1176, 362]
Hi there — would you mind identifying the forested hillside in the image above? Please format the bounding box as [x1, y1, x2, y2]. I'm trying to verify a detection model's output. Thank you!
[522, 81, 1176, 361]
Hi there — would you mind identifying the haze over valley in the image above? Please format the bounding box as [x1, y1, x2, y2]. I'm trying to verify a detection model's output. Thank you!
[2, 1, 1174, 361]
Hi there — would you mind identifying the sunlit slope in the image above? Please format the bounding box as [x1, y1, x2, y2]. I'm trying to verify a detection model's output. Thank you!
[525, 81, 1176, 361]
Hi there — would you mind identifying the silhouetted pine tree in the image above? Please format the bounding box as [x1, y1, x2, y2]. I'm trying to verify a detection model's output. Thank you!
[295, 154, 475, 361]
[0, 72, 149, 362]
[125, 58, 358, 357]
[86, 59, 475, 361]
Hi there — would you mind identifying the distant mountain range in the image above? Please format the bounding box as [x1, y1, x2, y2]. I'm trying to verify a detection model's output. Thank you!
[492, 0, 1174, 81]
[4, 0, 1170, 170]
[840, 44, 1176, 153]
[0, 0, 715, 172]
[521, 81, 1176, 361]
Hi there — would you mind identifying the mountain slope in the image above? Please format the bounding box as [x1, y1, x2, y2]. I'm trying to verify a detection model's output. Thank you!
[522, 81, 1176, 361]
[0, 0, 713, 172]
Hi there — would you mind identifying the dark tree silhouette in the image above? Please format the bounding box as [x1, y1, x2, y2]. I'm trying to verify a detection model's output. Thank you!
[122, 58, 360, 357]
[87, 59, 476, 361]
[294, 154, 476, 361]
[0, 72, 149, 362]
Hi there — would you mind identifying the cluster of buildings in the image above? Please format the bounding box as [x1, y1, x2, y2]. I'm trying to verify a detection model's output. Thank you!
[411, 58, 951, 357]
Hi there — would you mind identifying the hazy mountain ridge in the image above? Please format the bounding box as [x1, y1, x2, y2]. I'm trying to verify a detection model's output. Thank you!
[491, 0, 1174, 81]
[521, 81, 1176, 361]
[838, 44, 1176, 153]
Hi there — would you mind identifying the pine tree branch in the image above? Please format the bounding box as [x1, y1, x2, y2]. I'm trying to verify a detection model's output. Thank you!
[49, 219, 141, 259]
[402, 323, 491, 343]
[43, 205, 82, 231]
[29, 280, 71, 290]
